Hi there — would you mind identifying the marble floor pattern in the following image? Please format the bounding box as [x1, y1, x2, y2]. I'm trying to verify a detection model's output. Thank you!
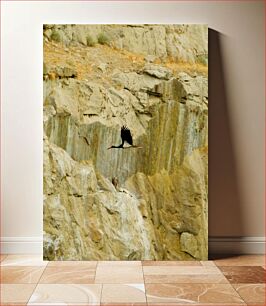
[0, 255, 265, 305]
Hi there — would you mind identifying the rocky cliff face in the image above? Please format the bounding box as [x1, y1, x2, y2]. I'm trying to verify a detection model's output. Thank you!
[43, 24, 208, 260]
[44, 24, 207, 64]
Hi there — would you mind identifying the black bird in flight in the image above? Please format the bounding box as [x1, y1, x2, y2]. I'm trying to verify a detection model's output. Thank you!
[108, 126, 142, 149]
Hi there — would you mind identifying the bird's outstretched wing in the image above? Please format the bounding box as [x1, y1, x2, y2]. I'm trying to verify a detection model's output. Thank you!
[121, 125, 133, 145]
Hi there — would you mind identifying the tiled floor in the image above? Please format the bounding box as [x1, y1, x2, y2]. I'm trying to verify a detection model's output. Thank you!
[0, 254, 265, 305]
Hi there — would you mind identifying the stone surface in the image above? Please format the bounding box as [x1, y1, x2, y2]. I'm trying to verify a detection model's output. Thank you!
[143, 64, 173, 80]
[145, 284, 245, 304]
[233, 284, 266, 303]
[180, 232, 199, 258]
[28, 284, 102, 304]
[219, 266, 266, 284]
[43, 24, 208, 260]
[45, 24, 208, 64]
[144, 55, 158, 63]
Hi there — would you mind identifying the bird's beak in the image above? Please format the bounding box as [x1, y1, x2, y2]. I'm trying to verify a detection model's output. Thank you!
[107, 146, 112, 150]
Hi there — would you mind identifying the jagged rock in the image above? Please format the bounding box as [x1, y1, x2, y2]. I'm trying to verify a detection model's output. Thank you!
[44, 136, 208, 260]
[143, 64, 173, 80]
[43, 139, 158, 260]
[180, 232, 199, 259]
[177, 72, 208, 105]
[55, 66, 77, 79]
[43, 64, 77, 80]
[112, 71, 162, 92]
[97, 63, 108, 73]
[97, 173, 117, 193]
[125, 148, 208, 260]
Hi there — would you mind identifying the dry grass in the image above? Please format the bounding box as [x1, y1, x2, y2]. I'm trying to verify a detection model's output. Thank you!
[44, 42, 94, 80]
[159, 56, 208, 76]
[44, 41, 207, 83]
[165, 61, 208, 76]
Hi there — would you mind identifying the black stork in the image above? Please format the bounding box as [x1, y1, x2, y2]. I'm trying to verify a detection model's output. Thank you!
[107, 125, 142, 149]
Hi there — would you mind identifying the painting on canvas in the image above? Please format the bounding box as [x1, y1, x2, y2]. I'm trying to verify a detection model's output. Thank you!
[43, 24, 208, 260]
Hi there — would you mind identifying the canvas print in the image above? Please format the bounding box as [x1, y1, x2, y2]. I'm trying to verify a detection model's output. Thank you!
[43, 24, 208, 260]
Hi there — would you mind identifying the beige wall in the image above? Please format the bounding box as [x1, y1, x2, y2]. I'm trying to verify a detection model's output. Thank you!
[1, 1, 265, 243]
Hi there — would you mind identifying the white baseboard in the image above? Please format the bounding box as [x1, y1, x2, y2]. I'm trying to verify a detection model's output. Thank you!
[208, 236, 265, 255]
[0, 236, 265, 255]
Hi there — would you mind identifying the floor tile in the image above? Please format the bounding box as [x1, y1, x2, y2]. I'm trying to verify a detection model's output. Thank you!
[95, 265, 143, 283]
[1, 266, 45, 284]
[39, 266, 96, 284]
[28, 284, 102, 305]
[142, 261, 201, 266]
[48, 260, 97, 268]
[145, 283, 245, 304]
[233, 284, 266, 303]
[219, 266, 265, 283]
[143, 265, 229, 284]
[214, 255, 265, 266]
[99, 261, 142, 266]
[147, 302, 246, 306]
[201, 260, 217, 266]
[1, 255, 48, 267]
[1, 284, 36, 303]
[101, 284, 146, 303]
[143, 265, 222, 274]
[101, 304, 146, 306]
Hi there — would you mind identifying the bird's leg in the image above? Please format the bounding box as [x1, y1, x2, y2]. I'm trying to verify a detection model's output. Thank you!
[123, 145, 143, 149]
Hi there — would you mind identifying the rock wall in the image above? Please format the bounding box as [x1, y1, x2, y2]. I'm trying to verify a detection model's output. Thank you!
[44, 24, 208, 64]
[43, 24, 208, 260]
[44, 138, 158, 260]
